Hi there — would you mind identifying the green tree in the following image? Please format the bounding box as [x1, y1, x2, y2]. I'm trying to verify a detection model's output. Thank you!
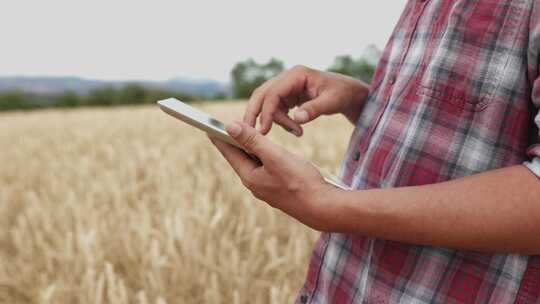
[0, 91, 29, 110]
[116, 83, 147, 104]
[54, 90, 80, 107]
[146, 89, 196, 104]
[85, 87, 118, 106]
[0, 85, 203, 111]
[327, 55, 376, 83]
[231, 58, 284, 98]
[210, 92, 227, 101]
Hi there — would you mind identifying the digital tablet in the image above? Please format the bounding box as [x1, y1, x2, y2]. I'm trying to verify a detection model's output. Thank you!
[157, 98, 350, 190]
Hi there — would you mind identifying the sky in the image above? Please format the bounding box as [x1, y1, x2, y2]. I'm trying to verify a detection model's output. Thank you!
[0, 1, 407, 82]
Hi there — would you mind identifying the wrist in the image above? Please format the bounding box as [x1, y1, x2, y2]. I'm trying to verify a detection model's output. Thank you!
[313, 188, 384, 234]
[341, 80, 370, 124]
[308, 186, 359, 232]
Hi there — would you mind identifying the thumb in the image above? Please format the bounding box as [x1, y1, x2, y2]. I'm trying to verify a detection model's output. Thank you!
[293, 96, 330, 124]
[226, 121, 281, 162]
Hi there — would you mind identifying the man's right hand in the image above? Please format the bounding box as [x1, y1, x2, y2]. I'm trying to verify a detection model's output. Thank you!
[243, 65, 370, 137]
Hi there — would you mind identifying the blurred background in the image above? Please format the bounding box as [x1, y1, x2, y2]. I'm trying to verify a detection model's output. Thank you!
[0, 1, 406, 303]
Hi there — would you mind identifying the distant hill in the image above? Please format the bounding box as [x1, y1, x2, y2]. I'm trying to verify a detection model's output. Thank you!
[0, 76, 230, 98]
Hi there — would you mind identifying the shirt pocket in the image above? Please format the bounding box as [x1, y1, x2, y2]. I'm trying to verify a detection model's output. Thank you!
[418, 0, 524, 112]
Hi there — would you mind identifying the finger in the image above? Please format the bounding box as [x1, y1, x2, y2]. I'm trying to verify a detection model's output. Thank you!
[243, 89, 265, 127]
[225, 121, 284, 164]
[209, 136, 258, 180]
[274, 111, 303, 137]
[258, 71, 306, 134]
[259, 94, 281, 135]
[293, 95, 329, 124]
[244, 78, 276, 127]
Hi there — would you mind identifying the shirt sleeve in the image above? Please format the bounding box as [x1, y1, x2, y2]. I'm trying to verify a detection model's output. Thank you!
[523, 2, 540, 178]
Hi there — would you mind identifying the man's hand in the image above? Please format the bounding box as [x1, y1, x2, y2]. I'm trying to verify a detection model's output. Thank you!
[209, 121, 342, 231]
[209, 123, 540, 254]
[243, 65, 369, 136]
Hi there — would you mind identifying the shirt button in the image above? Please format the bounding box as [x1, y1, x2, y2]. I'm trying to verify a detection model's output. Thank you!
[300, 295, 309, 303]
[353, 151, 361, 161]
[390, 75, 397, 84]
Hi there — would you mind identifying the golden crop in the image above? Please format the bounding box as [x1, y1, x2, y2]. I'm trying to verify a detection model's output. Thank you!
[0, 102, 352, 304]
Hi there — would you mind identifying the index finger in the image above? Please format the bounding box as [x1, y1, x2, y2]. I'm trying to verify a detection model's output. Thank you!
[243, 78, 276, 127]
[243, 91, 263, 127]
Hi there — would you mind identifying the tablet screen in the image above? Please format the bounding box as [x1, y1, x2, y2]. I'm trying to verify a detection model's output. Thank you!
[157, 98, 242, 148]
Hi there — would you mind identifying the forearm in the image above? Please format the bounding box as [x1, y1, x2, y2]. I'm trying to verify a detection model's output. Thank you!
[331, 165, 540, 254]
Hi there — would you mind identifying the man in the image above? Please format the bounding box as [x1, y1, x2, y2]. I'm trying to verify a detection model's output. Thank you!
[210, 0, 540, 302]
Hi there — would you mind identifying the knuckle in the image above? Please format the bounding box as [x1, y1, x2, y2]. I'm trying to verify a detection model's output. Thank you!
[243, 132, 259, 150]
[251, 190, 263, 200]
[292, 64, 308, 73]
[252, 86, 264, 98]
[241, 176, 254, 189]
[261, 95, 277, 110]
[262, 110, 274, 122]
[306, 103, 318, 115]
[249, 92, 265, 105]
[286, 181, 301, 193]
[292, 65, 313, 77]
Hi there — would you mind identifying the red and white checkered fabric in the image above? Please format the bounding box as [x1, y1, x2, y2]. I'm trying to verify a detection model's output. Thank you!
[297, 0, 540, 303]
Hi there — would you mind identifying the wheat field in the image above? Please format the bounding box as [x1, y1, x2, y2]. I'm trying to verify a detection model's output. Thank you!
[0, 102, 352, 304]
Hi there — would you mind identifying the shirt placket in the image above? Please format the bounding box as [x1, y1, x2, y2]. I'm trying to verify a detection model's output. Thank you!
[349, 0, 431, 188]
[299, 1, 432, 303]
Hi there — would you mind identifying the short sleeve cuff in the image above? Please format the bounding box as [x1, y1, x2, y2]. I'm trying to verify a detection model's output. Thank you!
[524, 157, 540, 178]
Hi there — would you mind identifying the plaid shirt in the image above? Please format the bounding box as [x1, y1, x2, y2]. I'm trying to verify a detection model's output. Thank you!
[297, 0, 540, 303]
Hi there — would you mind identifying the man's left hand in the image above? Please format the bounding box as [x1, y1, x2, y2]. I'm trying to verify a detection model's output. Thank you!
[209, 121, 341, 231]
